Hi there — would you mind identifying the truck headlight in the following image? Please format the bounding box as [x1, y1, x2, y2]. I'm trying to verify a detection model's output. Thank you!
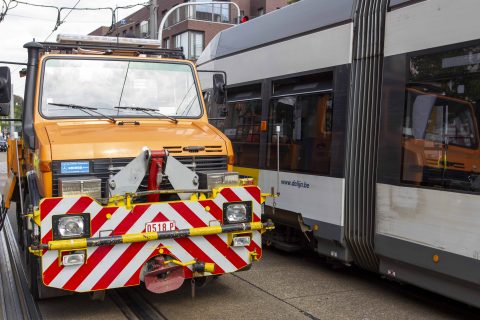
[59, 177, 102, 199]
[52, 213, 90, 239]
[197, 171, 239, 189]
[223, 201, 252, 223]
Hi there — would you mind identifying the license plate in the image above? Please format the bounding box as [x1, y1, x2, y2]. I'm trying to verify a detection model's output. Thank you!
[145, 221, 176, 232]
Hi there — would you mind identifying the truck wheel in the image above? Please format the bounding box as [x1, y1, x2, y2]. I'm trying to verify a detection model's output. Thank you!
[20, 193, 31, 264]
[24, 227, 41, 299]
[25, 228, 70, 300]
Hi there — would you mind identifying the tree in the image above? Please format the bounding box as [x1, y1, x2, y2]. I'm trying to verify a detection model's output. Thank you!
[0, 94, 23, 136]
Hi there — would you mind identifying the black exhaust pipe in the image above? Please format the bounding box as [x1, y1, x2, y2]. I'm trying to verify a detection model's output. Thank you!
[22, 41, 43, 150]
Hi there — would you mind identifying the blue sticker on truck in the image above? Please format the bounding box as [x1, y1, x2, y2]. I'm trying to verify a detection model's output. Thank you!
[61, 161, 90, 174]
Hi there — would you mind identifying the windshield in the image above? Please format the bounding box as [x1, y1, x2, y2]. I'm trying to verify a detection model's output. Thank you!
[40, 58, 202, 119]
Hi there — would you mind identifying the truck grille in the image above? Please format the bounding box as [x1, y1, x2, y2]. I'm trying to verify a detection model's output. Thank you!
[52, 156, 228, 197]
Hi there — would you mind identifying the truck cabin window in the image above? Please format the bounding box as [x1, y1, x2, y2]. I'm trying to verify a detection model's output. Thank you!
[40, 58, 202, 119]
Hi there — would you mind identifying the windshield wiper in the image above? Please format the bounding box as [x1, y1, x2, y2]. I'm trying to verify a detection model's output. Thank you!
[114, 106, 178, 124]
[48, 103, 117, 124]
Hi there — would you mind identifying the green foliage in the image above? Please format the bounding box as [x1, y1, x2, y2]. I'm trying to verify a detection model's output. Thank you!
[0, 94, 23, 135]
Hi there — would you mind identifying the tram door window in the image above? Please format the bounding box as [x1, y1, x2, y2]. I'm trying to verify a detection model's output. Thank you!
[267, 73, 333, 174]
[402, 44, 480, 192]
[212, 84, 262, 167]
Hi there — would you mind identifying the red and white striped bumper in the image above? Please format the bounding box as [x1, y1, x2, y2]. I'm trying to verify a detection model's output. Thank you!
[37, 186, 265, 293]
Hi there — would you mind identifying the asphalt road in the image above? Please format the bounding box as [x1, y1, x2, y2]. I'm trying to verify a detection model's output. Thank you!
[0, 151, 477, 320]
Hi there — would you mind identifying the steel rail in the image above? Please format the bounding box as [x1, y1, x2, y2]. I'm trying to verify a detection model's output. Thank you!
[0, 216, 42, 319]
[109, 288, 167, 320]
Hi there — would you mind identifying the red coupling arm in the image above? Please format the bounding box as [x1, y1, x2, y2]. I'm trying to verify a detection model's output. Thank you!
[147, 150, 167, 202]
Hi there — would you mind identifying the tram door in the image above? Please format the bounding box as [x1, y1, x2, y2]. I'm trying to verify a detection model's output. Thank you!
[265, 73, 334, 175]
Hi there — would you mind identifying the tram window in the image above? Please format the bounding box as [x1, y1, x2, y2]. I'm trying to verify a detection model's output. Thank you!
[224, 99, 262, 167]
[401, 44, 480, 192]
[266, 93, 333, 174]
[207, 83, 262, 168]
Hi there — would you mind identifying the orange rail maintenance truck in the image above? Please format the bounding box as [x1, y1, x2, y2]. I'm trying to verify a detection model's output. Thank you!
[0, 34, 273, 299]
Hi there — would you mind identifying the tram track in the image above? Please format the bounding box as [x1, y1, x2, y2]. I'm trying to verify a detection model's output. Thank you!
[0, 215, 42, 320]
[109, 287, 168, 320]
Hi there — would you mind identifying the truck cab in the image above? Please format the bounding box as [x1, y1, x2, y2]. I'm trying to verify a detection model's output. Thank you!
[24, 35, 233, 200]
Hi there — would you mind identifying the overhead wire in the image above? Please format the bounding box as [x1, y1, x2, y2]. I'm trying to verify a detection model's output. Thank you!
[0, 0, 18, 23]
[4, 13, 54, 21]
[10, 0, 81, 74]
[43, 0, 81, 42]
[2, 1, 150, 33]
[6, 0, 148, 74]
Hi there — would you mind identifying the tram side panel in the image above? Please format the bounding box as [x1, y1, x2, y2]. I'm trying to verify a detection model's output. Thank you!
[259, 63, 351, 260]
[376, 0, 480, 308]
[199, 23, 354, 261]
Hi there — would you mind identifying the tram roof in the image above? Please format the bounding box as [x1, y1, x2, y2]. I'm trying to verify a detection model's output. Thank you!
[197, 0, 355, 65]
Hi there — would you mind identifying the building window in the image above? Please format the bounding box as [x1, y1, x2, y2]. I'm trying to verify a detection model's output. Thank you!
[213, 2, 230, 22]
[163, 37, 170, 49]
[135, 23, 140, 37]
[187, 0, 230, 23]
[174, 32, 188, 52]
[174, 31, 204, 60]
[258, 7, 265, 16]
[169, 5, 182, 26]
[140, 21, 148, 37]
[190, 31, 203, 59]
[401, 43, 480, 192]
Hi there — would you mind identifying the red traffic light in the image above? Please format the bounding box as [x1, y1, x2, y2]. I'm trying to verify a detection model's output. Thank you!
[241, 16, 249, 23]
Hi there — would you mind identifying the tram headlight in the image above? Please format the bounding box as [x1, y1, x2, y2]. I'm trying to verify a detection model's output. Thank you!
[223, 201, 252, 224]
[52, 214, 90, 239]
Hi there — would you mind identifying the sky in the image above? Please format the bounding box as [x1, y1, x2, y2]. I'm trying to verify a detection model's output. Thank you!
[0, 0, 145, 95]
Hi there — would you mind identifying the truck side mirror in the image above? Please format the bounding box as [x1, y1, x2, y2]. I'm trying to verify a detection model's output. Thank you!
[213, 73, 226, 105]
[0, 67, 12, 116]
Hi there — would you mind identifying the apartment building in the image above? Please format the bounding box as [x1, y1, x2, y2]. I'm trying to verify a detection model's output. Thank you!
[90, 6, 150, 39]
[89, 0, 290, 60]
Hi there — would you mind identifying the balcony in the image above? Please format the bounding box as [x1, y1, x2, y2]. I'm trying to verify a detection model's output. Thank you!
[163, 3, 233, 29]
